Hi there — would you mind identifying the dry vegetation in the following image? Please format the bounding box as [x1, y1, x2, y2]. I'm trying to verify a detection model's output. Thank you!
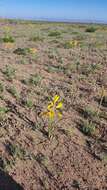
[0, 19, 107, 190]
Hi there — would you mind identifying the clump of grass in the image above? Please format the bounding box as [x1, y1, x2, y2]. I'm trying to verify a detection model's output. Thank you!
[0, 107, 9, 120]
[80, 63, 102, 76]
[46, 64, 64, 73]
[47, 48, 58, 59]
[30, 35, 43, 42]
[14, 48, 29, 55]
[102, 96, 107, 107]
[2, 35, 15, 43]
[0, 156, 15, 171]
[20, 58, 28, 65]
[25, 99, 34, 109]
[7, 86, 19, 99]
[85, 26, 97, 33]
[48, 31, 61, 37]
[64, 62, 80, 75]
[29, 74, 42, 86]
[14, 47, 37, 55]
[0, 82, 4, 93]
[83, 106, 97, 119]
[2, 65, 16, 81]
[6, 142, 27, 160]
[98, 87, 107, 112]
[0, 83, 4, 100]
[81, 120, 96, 136]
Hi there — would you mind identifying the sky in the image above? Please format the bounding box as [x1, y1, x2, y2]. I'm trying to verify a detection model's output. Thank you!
[0, 0, 107, 22]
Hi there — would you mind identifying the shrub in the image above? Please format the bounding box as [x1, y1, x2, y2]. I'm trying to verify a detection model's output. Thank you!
[25, 99, 33, 109]
[0, 107, 9, 120]
[81, 120, 96, 136]
[14, 48, 37, 55]
[83, 106, 97, 119]
[30, 35, 43, 42]
[48, 31, 61, 37]
[7, 86, 19, 99]
[2, 65, 16, 81]
[85, 26, 97, 33]
[14, 48, 29, 55]
[29, 74, 42, 86]
[2, 35, 15, 43]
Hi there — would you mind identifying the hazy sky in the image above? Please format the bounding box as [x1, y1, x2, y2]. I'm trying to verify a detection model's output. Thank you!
[0, 0, 107, 22]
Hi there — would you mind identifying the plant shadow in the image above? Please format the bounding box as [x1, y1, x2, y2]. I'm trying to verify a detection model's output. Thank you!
[0, 169, 24, 190]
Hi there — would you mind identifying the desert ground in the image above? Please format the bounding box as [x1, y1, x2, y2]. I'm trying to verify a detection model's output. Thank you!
[0, 19, 107, 190]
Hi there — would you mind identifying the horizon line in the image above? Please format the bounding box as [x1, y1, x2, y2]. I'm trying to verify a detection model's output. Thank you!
[0, 16, 107, 25]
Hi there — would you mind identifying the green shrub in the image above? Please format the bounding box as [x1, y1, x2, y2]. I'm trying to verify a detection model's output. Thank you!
[0, 107, 9, 120]
[29, 74, 42, 86]
[81, 120, 96, 136]
[2, 65, 16, 81]
[48, 31, 61, 37]
[14, 48, 30, 55]
[85, 26, 97, 33]
[2, 35, 15, 43]
[7, 86, 19, 99]
[25, 99, 33, 109]
[83, 106, 97, 119]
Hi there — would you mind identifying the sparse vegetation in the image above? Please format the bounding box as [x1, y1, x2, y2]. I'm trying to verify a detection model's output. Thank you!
[41, 95, 63, 138]
[2, 35, 15, 43]
[64, 40, 79, 48]
[30, 35, 44, 42]
[85, 26, 97, 32]
[2, 65, 16, 81]
[0, 82, 4, 93]
[81, 120, 96, 136]
[7, 86, 19, 99]
[0, 107, 9, 120]
[29, 74, 42, 86]
[14, 47, 38, 55]
[25, 99, 34, 109]
[83, 106, 97, 119]
[48, 30, 61, 37]
[0, 19, 106, 190]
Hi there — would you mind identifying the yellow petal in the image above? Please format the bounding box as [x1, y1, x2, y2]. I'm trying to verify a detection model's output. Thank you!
[56, 102, 63, 109]
[101, 86, 105, 97]
[53, 95, 60, 104]
[47, 102, 54, 110]
[41, 111, 49, 117]
[49, 110, 55, 120]
[74, 41, 78, 46]
[70, 41, 73, 45]
[57, 111, 62, 118]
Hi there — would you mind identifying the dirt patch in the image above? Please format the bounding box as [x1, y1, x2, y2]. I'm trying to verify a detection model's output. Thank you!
[0, 20, 107, 190]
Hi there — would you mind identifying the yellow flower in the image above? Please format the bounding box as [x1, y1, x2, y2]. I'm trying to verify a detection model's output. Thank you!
[49, 110, 55, 120]
[47, 102, 54, 110]
[42, 95, 63, 120]
[56, 102, 63, 109]
[29, 48, 38, 54]
[41, 95, 63, 138]
[74, 40, 78, 46]
[53, 95, 60, 104]
[69, 40, 79, 47]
